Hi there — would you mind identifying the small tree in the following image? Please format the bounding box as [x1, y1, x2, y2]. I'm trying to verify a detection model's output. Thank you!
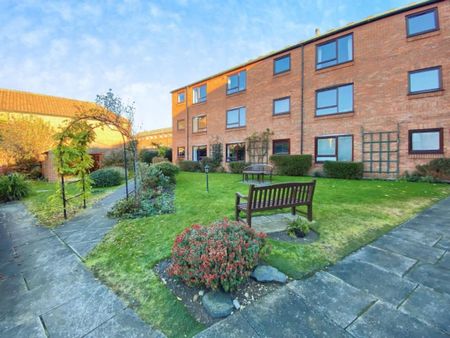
[0, 116, 55, 167]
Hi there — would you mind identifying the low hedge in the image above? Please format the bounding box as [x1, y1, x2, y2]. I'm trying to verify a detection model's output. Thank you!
[0, 173, 31, 202]
[90, 167, 124, 187]
[178, 160, 201, 172]
[270, 155, 312, 176]
[323, 161, 364, 179]
[228, 161, 250, 174]
[153, 162, 179, 183]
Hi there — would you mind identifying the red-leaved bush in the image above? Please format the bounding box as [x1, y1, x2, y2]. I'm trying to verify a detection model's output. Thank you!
[168, 219, 267, 292]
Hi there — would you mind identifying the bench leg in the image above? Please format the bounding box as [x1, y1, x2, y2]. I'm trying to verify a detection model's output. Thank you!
[246, 211, 252, 227]
[291, 207, 296, 215]
[307, 204, 313, 221]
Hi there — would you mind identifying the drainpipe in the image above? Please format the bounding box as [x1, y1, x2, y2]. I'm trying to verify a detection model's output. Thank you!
[300, 44, 305, 154]
[185, 86, 189, 160]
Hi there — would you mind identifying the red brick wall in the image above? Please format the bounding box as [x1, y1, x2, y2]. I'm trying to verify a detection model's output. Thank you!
[172, 0, 449, 177]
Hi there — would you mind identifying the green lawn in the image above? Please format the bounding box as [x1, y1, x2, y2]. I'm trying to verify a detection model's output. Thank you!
[24, 180, 116, 227]
[86, 172, 450, 337]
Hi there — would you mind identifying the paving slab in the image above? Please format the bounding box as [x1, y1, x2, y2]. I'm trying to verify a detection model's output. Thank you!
[372, 234, 445, 264]
[389, 226, 441, 246]
[406, 263, 450, 295]
[435, 237, 450, 250]
[42, 284, 125, 338]
[328, 260, 417, 306]
[400, 285, 450, 334]
[194, 312, 259, 338]
[241, 288, 351, 337]
[346, 245, 417, 276]
[287, 271, 376, 327]
[347, 301, 447, 338]
[0, 317, 46, 338]
[436, 252, 450, 270]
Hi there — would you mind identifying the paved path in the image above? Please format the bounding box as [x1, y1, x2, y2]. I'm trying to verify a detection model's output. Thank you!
[198, 197, 450, 338]
[0, 185, 164, 338]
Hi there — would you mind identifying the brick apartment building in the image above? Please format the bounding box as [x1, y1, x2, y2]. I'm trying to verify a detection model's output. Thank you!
[136, 128, 172, 151]
[171, 0, 449, 177]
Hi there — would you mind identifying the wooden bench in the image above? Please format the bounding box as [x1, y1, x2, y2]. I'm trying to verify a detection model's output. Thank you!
[235, 181, 316, 226]
[242, 164, 273, 183]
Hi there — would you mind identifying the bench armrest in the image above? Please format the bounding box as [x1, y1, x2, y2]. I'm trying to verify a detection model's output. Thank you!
[236, 192, 247, 200]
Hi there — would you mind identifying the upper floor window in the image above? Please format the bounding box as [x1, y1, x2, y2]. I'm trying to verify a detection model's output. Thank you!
[226, 143, 246, 162]
[406, 8, 439, 37]
[177, 92, 185, 103]
[274, 54, 291, 75]
[316, 84, 353, 116]
[273, 97, 290, 115]
[177, 119, 185, 131]
[192, 115, 207, 133]
[193, 84, 207, 104]
[192, 145, 207, 161]
[227, 70, 247, 95]
[273, 139, 290, 155]
[316, 34, 353, 70]
[408, 66, 442, 94]
[316, 135, 353, 162]
[409, 128, 443, 154]
[177, 146, 186, 158]
[226, 107, 246, 129]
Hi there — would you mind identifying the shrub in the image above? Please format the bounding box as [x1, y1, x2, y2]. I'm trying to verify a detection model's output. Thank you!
[139, 150, 158, 164]
[415, 158, 450, 182]
[153, 162, 179, 183]
[107, 196, 141, 219]
[287, 218, 311, 238]
[228, 161, 250, 174]
[178, 160, 201, 172]
[0, 173, 31, 202]
[90, 167, 124, 187]
[168, 219, 267, 292]
[141, 165, 170, 190]
[323, 161, 364, 179]
[270, 155, 312, 176]
[200, 157, 221, 172]
[152, 156, 167, 164]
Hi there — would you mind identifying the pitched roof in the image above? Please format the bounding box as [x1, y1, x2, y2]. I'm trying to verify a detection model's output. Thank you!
[136, 127, 172, 138]
[171, 0, 441, 93]
[0, 88, 99, 118]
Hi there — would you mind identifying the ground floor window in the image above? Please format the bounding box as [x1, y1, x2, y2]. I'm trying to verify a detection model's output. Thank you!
[409, 128, 443, 154]
[315, 135, 353, 162]
[192, 145, 207, 161]
[226, 143, 245, 162]
[177, 147, 185, 158]
[273, 139, 290, 154]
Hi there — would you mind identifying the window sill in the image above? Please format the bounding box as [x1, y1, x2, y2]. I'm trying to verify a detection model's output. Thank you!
[192, 131, 207, 135]
[192, 101, 207, 106]
[226, 90, 246, 97]
[408, 151, 443, 156]
[273, 112, 290, 118]
[273, 70, 291, 78]
[407, 89, 444, 99]
[315, 111, 354, 119]
[407, 29, 440, 41]
[225, 127, 246, 132]
[315, 61, 354, 74]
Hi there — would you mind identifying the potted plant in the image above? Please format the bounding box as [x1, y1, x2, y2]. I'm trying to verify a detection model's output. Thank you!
[287, 218, 310, 238]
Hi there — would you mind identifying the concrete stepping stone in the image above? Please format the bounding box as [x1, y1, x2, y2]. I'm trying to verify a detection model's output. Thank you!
[241, 288, 350, 337]
[287, 271, 376, 327]
[346, 245, 417, 276]
[202, 291, 234, 318]
[372, 234, 445, 264]
[406, 264, 450, 295]
[400, 285, 450, 334]
[328, 260, 417, 306]
[347, 301, 447, 338]
[251, 265, 287, 283]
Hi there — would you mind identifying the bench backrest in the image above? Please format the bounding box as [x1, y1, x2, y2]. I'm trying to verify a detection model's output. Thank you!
[248, 181, 316, 209]
[244, 164, 273, 174]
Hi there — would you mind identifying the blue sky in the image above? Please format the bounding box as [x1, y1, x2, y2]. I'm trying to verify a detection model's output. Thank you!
[0, 0, 415, 131]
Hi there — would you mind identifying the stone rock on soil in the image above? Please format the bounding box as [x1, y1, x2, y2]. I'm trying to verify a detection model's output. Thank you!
[233, 299, 241, 310]
[202, 291, 234, 318]
[251, 265, 287, 283]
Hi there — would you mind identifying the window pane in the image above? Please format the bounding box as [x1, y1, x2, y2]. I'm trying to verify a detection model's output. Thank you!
[410, 69, 440, 93]
[337, 35, 353, 63]
[317, 156, 336, 162]
[199, 116, 207, 129]
[177, 92, 185, 103]
[338, 85, 353, 112]
[316, 107, 338, 116]
[317, 89, 337, 108]
[274, 55, 290, 74]
[177, 120, 185, 130]
[227, 143, 245, 161]
[240, 107, 246, 126]
[200, 85, 206, 100]
[412, 131, 440, 151]
[228, 75, 238, 91]
[227, 109, 239, 124]
[337, 136, 352, 161]
[317, 41, 336, 64]
[408, 10, 437, 36]
[239, 71, 246, 91]
[274, 98, 290, 114]
[317, 138, 336, 156]
[274, 140, 289, 154]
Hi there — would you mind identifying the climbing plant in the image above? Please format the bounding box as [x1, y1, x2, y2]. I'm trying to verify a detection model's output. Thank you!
[245, 129, 273, 164]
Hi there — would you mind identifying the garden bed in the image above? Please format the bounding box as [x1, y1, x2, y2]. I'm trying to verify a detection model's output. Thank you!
[154, 259, 285, 326]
